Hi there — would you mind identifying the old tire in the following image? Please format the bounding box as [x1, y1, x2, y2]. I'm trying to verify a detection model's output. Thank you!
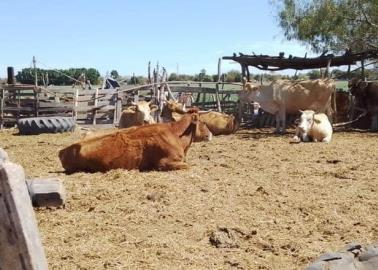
[17, 117, 75, 135]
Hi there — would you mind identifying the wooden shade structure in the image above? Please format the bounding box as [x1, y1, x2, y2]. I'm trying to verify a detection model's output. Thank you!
[223, 49, 378, 80]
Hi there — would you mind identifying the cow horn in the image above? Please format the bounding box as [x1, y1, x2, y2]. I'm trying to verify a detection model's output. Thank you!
[131, 101, 138, 106]
[299, 109, 304, 114]
[199, 110, 213, 114]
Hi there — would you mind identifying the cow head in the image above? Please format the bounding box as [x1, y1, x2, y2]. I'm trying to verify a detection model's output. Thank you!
[348, 78, 368, 98]
[191, 113, 213, 142]
[184, 108, 212, 142]
[296, 110, 320, 133]
[239, 77, 261, 103]
[130, 100, 158, 124]
[161, 100, 187, 122]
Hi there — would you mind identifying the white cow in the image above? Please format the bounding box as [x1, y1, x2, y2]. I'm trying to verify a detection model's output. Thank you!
[240, 78, 335, 133]
[292, 110, 333, 143]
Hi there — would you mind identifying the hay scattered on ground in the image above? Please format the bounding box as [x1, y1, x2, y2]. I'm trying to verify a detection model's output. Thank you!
[0, 128, 377, 270]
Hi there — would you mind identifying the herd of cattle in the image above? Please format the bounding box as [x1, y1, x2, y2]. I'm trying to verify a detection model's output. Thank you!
[58, 77, 378, 173]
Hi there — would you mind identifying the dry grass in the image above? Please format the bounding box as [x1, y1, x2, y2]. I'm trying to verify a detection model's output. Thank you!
[0, 128, 377, 270]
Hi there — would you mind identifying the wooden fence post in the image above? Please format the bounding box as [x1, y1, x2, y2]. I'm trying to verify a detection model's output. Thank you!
[0, 160, 48, 270]
[0, 89, 4, 129]
[34, 87, 39, 117]
[74, 89, 79, 121]
[215, 58, 222, 112]
[92, 87, 99, 125]
[113, 89, 122, 126]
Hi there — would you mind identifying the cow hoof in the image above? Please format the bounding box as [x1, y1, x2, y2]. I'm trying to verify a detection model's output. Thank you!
[291, 136, 301, 143]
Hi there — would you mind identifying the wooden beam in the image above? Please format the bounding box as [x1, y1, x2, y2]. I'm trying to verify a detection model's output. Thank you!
[223, 49, 378, 71]
[0, 160, 48, 270]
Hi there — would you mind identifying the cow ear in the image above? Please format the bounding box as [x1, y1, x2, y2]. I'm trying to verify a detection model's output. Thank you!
[150, 104, 158, 112]
[294, 118, 300, 125]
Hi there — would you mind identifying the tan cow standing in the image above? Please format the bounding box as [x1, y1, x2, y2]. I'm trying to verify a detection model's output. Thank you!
[59, 109, 212, 173]
[240, 78, 335, 134]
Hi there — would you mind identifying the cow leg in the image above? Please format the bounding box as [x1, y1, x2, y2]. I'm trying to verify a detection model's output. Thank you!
[158, 158, 189, 171]
[274, 113, 281, 133]
[280, 108, 287, 134]
[371, 113, 378, 131]
[292, 128, 301, 143]
[301, 133, 310, 142]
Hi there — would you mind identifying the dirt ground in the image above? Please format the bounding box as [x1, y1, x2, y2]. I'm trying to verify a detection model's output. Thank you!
[0, 127, 377, 270]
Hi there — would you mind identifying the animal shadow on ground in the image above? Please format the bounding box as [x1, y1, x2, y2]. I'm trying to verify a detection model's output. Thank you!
[235, 128, 295, 140]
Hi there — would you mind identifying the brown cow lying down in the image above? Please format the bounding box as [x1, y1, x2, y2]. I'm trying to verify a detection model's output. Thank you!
[161, 100, 239, 135]
[59, 110, 212, 173]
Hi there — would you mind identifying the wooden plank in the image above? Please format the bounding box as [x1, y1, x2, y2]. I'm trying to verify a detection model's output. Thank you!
[3, 107, 34, 112]
[78, 89, 116, 96]
[0, 160, 48, 270]
[38, 102, 73, 109]
[76, 93, 115, 102]
[75, 105, 115, 113]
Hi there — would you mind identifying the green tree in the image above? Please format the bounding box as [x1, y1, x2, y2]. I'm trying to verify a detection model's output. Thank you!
[110, 70, 119, 79]
[16, 68, 100, 85]
[276, 0, 378, 53]
[168, 73, 178, 81]
[225, 70, 242, 82]
[307, 69, 321, 79]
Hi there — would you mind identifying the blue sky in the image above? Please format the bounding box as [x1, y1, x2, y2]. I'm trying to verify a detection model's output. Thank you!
[0, 0, 312, 78]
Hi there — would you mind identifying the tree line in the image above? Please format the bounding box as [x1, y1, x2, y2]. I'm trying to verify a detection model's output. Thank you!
[15, 68, 101, 85]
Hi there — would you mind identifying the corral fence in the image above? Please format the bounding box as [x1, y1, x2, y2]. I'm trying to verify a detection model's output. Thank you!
[0, 80, 245, 128]
[0, 81, 357, 129]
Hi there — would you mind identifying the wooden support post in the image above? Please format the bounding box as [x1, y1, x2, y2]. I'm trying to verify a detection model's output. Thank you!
[92, 87, 99, 125]
[148, 61, 151, 84]
[325, 59, 331, 78]
[153, 65, 159, 122]
[361, 59, 365, 80]
[157, 68, 167, 123]
[114, 88, 122, 126]
[0, 89, 4, 129]
[246, 66, 251, 82]
[0, 160, 48, 270]
[347, 65, 351, 80]
[74, 89, 79, 121]
[33, 56, 38, 87]
[7, 67, 16, 85]
[215, 58, 222, 112]
[34, 87, 39, 117]
[241, 64, 246, 79]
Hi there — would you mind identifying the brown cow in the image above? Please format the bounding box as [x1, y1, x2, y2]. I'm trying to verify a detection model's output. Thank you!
[161, 100, 238, 135]
[348, 78, 378, 131]
[59, 110, 212, 173]
[118, 100, 158, 129]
